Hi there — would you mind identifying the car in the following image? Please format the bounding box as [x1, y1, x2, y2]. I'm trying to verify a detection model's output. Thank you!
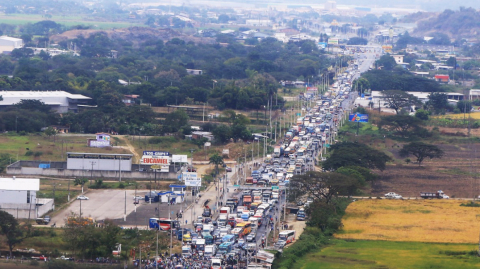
[274, 240, 287, 249]
[77, 195, 89, 200]
[226, 167, 232, 172]
[236, 238, 245, 248]
[385, 192, 400, 198]
[133, 195, 143, 200]
[246, 234, 255, 242]
[245, 243, 256, 252]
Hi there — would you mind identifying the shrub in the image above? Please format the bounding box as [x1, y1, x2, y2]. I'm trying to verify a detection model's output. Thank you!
[118, 182, 125, 189]
[29, 259, 39, 266]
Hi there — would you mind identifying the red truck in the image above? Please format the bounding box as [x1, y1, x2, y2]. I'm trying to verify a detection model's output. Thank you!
[243, 195, 252, 209]
[32, 255, 48, 261]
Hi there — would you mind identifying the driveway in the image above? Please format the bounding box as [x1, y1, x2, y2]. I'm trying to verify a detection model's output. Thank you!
[50, 189, 143, 227]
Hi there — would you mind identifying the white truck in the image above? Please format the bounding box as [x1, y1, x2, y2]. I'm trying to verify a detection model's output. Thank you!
[204, 245, 216, 258]
[182, 246, 192, 258]
[218, 214, 228, 226]
[195, 238, 205, 255]
[220, 206, 231, 215]
[272, 191, 279, 203]
[211, 258, 222, 269]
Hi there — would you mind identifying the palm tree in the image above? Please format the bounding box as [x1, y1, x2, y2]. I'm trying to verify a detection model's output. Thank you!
[209, 153, 224, 176]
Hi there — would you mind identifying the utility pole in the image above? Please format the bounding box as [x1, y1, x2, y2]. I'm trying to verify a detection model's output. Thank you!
[124, 191, 126, 221]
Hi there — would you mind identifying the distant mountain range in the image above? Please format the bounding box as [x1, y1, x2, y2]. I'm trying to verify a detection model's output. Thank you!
[411, 8, 480, 39]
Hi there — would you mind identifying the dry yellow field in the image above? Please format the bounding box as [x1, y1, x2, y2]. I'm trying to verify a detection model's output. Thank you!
[433, 112, 480, 119]
[337, 199, 480, 243]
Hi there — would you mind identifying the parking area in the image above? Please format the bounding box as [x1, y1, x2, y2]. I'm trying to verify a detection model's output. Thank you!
[51, 189, 142, 227]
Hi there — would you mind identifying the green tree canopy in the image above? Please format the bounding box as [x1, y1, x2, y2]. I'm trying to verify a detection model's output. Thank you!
[399, 142, 444, 165]
[0, 211, 23, 257]
[379, 115, 424, 138]
[290, 171, 360, 204]
[322, 142, 392, 171]
[382, 90, 421, 114]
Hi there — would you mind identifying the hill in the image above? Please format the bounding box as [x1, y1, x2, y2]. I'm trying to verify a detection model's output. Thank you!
[413, 8, 480, 39]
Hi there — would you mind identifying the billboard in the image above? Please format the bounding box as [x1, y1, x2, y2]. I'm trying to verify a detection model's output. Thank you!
[349, 113, 369, 122]
[141, 156, 170, 165]
[182, 172, 201, 187]
[143, 151, 170, 156]
[172, 155, 188, 163]
[318, 42, 328, 49]
[328, 38, 339, 45]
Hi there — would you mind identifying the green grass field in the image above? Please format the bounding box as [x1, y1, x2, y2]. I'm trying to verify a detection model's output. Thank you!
[293, 239, 480, 269]
[0, 14, 139, 29]
[0, 134, 130, 162]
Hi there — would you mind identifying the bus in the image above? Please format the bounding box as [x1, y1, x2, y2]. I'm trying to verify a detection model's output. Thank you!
[236, 222, 252, 235]
[218, 242, 234, 254]
[296, 148, 305, 157]
[279, 230, 296, 244]
[250, 202, 259, 211]
[246, 177, 253, 185]
[157, 218, 180, 231]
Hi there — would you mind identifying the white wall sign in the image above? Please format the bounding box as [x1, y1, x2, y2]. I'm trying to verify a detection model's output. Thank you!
[172, 155, 188, 163]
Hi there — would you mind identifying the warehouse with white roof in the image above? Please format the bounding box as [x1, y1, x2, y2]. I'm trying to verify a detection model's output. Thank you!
[0, 36, 23, 53]
[0, 90, 91, 113]
[0, 177, 54, 219]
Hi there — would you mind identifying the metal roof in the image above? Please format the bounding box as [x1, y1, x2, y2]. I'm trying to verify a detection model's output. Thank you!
[67, 152, 133, 156]
[0, 91, 91, 106]
[0, 177, 40, 191]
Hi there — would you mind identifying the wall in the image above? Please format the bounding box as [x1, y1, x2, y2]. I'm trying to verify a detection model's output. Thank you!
[0, 198, 53, 219]
[6, 166, 178, 180]
[67, 158, 132, 171]
[0, 190, 34, 204]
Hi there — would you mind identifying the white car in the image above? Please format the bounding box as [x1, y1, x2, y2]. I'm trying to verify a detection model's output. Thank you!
[385, 192, 402, 199]
[77, 195, 89, 200]
[133, 195, 143, 200]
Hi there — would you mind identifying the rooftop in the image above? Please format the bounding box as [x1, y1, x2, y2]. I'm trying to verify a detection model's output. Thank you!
[0, 91, 91, 106]
[0, 177, 40, 191]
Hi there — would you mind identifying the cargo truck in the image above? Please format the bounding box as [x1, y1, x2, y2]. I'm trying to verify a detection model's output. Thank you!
[420, 190, 449, 199]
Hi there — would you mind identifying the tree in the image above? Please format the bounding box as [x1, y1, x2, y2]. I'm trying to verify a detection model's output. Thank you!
[212, 124, 232, 144]
[218, 14, 229, 23]
[15, 99, 51, 113]
[426, 92, 450, 114]
[162, 110, 190, 134]
[399, 142, 444, 165]
[347, 37, 368, 45]
[209, 153, 224, 176]
[415, 109, 429, 120]
[44, 126, 58, 142]
[379, 115, 423, 137]
[74, 178, 88, 193]
[322, 142, 392, 172]
[353, 78, 370, 93]
[446, 57, 456, 67]
[0, 211, 23, 257]
[376, 54, 397, 70]
[457, 100, 472, 113]
[383, 90, 421, 114]
[290, 171, 359, 204]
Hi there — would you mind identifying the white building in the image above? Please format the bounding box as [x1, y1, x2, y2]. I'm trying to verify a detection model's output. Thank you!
[0, 90, 91, 113]
[0, 36, 23, 53]
[245, 20, 272, 27]
[0, 177, 54, 219]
